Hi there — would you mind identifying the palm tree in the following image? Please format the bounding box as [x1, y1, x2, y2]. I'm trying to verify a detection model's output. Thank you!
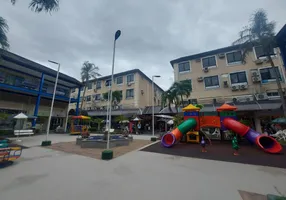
[161, 80, 192, 113]
[11, 0, 60, 13]
[0, 0, 60, 50]
[102, 90, 123, 107]
[161, 88, 180, 113]
[0, 17, 9, 50]
[171, 79, 192, 106]
[233, 9, 286, 116]
[80, 61, 101, 112]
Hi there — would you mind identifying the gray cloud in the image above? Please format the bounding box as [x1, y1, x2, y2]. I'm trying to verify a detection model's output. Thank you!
[1, 0, 286, 90]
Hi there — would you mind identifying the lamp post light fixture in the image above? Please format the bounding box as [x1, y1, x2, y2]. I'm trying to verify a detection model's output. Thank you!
[152, 75, 161, 138]
[106, 30, 121, 150]
[42, 60, 60, 146]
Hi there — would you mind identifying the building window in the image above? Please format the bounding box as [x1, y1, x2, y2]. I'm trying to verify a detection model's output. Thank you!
[127, 74, 134, 83]
[94, 94, 101, 101]
[226, 51, 242, 65]
[87, 82, 92, 90]
[86, 95, 91, 102]
[96, 81, 101, 89]
[71, 88, 75, 93]
[259, 67, 282, 83]
[116, 76, 123, 85]
[202, 56, 216, 68]
[230, 71, 247, 84]
[126, 89, 134, 99]
[178, 62, 190, 73]
[267, 91, 279, 98]
[105, 79, 112, 87]
[254, 46, 275, 59]
[204, 75, 219, 89]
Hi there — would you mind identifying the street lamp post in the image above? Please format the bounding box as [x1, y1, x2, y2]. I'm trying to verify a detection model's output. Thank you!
[107, 30, 121, 149]
[42, 60, 60, 146]
[152, 75, 161, 137]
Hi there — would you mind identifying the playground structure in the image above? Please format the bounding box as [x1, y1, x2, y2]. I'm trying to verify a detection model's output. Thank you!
[161, 103, 283, 154]
[0, 139, 22, 165]
[70, 115, 91, 137]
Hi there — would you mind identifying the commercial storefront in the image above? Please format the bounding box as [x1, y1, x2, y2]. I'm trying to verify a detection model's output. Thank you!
[0, 49, 82, 132]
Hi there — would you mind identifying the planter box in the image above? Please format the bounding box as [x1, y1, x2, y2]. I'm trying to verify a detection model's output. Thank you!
[80, 138, 130, 149]
[76, 137, 82, 145]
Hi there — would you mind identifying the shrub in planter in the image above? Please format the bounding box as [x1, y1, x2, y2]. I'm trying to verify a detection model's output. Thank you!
[151, 137, 157, 142]
[101, 149, 113, 160]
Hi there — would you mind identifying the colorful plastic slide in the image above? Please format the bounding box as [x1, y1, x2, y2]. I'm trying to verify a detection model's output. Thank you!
[161, 118, 197, 147]
[223, 118, 282, 154]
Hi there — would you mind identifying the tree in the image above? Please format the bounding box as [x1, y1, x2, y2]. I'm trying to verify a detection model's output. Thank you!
[0, 0, 60, 49]
[80, 61, 101, 112]
[0, 17, 9, 50]
[161, 79, 192, 113]
[233, 9, 286, 116]
[102, 90, 123, 107]
[92, 118, 104, 131]
[11, 0, 60, 13]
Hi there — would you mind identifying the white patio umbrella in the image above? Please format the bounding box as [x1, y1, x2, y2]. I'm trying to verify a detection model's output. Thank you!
[13, 112, 28, 142]
[133, 117, 142, 121]
[167, 120, 174, 125]
[119, 120, 129, 123]
[155, 115, 173, 119]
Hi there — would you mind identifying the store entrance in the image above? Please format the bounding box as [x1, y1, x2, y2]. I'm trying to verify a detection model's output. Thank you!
[50, 117, 64, 130]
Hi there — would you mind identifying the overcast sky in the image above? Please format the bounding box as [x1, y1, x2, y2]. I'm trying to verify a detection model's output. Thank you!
[1, 0, 286, 90]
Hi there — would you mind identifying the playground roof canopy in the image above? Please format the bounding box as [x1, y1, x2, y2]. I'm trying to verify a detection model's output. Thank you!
[71, 115, 91, 120]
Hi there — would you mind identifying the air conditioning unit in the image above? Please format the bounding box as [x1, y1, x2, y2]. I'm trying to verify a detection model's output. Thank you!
[195, 58, 201, 62]
[127, 82, 133, 86]
[235, 95, 254, 102]
[255, 59, 263, 64]
[251, 70, 261, 83]
[218, 53, 225, 58]
[203, 67, 209, 73]
[197, 77, 203, 82]
[223, 81, 228, 88]
[239, 83, 248, 90]
[255, 93, 269, 100]
[231, 85, 239, 91]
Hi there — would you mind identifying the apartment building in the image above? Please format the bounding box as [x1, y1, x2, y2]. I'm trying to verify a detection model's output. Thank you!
[171, 45, 285, 104]
[170, 44, 286, 132]
[69, 69, 164, 116]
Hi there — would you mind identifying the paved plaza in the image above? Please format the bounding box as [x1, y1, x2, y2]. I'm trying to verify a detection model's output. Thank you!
[0, 134, 285, 200]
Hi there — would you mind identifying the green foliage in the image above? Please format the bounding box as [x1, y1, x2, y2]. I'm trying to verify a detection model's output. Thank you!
[161, 80, 192, 113]
[102, 90, 123, 106]
[91, 118, 104, 131]
[115, 115, 128, 123]
[0, 17, 9, 50]
[80, 61, 101, 110]
[239, 119, 251, 127]
[0, 113, 9, 120]
[29, 0, 60, 13]
[173, 114, 184, 127]
[11, 0, 60, 13]
[195, 104, 204, 109]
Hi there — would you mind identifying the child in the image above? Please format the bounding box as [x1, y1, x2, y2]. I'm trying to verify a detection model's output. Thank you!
[232, 135, 239, 156]
[200, 136, 207, 152]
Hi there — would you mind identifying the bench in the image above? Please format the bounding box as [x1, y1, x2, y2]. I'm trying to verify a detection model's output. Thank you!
[14, 129, 34, 136]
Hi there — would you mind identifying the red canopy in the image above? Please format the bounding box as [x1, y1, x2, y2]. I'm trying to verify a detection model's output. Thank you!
[216, 103, 237, 111]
